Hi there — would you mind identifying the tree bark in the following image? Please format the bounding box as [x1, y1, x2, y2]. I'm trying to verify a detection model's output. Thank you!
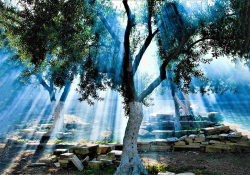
[175, 93, 188, 115]
[182, 92, 194, 116]
[52, 83, 71, 132]
[115, 101, 147, 175]
[53, 101, 65, 132]
[173, 94, 182, 131]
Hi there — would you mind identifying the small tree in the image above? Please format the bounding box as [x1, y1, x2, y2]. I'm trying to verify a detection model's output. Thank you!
[0, 0, 99, 131]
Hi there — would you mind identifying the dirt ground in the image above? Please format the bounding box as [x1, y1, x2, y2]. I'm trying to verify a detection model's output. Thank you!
[0, 144, 250, 175]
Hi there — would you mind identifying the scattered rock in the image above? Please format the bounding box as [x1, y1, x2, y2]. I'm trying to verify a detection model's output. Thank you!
[89, 161, 103, 170]
[53, 149, 68, 156]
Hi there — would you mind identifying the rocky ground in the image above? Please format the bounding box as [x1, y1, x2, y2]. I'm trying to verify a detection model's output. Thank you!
[0, 145, 250, 175]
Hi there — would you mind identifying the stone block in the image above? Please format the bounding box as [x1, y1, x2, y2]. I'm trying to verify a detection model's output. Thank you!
[150, 145, 172, 151]
[54, 149, 68, 156]
[174, 144, 200, 149]
[33, 132, 51, 137]
[137, 142, 151, 151]
[154, 139, 169, 145]
[180, 135, 187, 141]
[60, 153, 74, 158]
[207, 144, 232, 150]
[97, 154, 107, 161]
[174, 141, 186, 146]
[201, 142, 209, 145]
[151, 130, 174, 137]
[201, 126, 230, 135]
[189, 143, 201, 147]
[157, 113, 174, 119]
[167, 137, 179, 142]
[41, 124, 53, 129]
[109, 150, 122, 161]
[106, 152, 116, 160]
[39, 158, 53, 164]
[89, 161, 103, 170]
[100, 159, 112, 165]
[185, 135, 196, 143]
[206, 135, 220, 140]
[209, 140, 224, 144]
[219, 134, 229, 141]
[139, 129, 150, 137]
[194, 134, 205, 143]
[71, 155, 84, 171]
[23, 129, 36, 134]
[98, 145, 115, 154]
[69, 144, 99, 155]
[228, 134, 241, 142]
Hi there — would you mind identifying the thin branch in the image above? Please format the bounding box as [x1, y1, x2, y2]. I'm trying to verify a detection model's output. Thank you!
[132, 28, 159, 76]
[138, 75, 162, 102]
[97, 11, 121, 45]
[183, 38, 215, 53]
[35, 74, 51, 92]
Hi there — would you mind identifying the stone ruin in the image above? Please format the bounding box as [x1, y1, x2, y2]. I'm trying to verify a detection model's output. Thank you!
[27, 124, 250, 172]
[139, 112, 219, 139]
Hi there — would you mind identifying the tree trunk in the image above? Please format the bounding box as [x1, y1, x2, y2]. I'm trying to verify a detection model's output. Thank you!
[115, 101, 147, 175]
[52, 83, 71, 132]
[175, 93, 188, 115]
[173, 94, 182, 131]
[182, 92, 194, 116]
[53, 101, 65, 132]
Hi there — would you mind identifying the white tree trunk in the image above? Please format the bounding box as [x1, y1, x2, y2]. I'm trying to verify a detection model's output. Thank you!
[173, 95, 182, 131]
[53, 101, 65, 132]
[182, 92, 194, 116]
[175, 93, 188, 115]
[115, 101, 147, 175]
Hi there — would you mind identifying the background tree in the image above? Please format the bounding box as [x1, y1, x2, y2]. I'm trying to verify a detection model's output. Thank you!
[1, 0, 250, 174]
[0, 0, 99, 131]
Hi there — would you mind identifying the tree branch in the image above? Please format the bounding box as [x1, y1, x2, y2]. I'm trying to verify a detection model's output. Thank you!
[132, 28, 159, 76]
[97, 11, 121, 45]
[123, 0, 134, 72]
[183, 38, 215, 53]
[138, 35, 191, 101]
[35, 74, 51, 92]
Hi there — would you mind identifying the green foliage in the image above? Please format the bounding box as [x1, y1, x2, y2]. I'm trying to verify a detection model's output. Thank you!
[95, 139, 114, 144]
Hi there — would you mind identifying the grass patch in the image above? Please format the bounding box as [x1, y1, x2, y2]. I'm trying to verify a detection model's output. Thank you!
[195, 158, 205, 162]
[95, 140, 114, 144]
[53, 138, 75, 144]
